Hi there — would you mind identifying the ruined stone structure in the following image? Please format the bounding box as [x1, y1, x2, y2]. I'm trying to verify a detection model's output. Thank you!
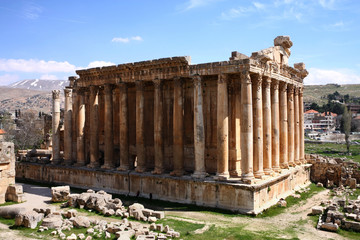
[17, 36, 311, 214]
[0, 142, 15, 203]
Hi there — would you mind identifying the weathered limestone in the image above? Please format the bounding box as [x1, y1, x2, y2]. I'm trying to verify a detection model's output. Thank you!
[52, 90, 61, 164]
[279, 82, 288, 169]
[299, 88, 305, 163]
[118, 82, 129, 171]
[102, 84, 115, 169]
[76, 88, 86, 166]
[152, 79, 164, 174]
[135, 81, 146, 173]
[252, 74, 264, 179]
[215, 74, 229, 180]
[170, 77, 184, 176]
[63, 88, 73, 165]
[88, 85, 100, 168]
[262, 77, 272, 175]
[271, 80, 280, 172]
[51, 186, 70, 202]
[241, 72, 254, 181]
[287, 84, 295, 167]
[192, 75, 206, 178]
[294, 87, 301, 165]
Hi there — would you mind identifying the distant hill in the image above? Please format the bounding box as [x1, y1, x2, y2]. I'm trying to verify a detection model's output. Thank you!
[0, 86, 64, 114]
[9, 79, 68, 91]
[303, 84, 360, 105]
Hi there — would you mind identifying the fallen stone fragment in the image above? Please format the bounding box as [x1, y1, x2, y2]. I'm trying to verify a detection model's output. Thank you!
[311, 206, 323, 215]
[51, 186, 70, 202]
[320, 222, 339, 232]
[71, 216, 91, 228]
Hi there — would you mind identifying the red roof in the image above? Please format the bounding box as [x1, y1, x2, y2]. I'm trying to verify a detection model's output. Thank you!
[0, 129, 6, 134]
[320, 112, 337, 117]
[304, 109, 319, 114]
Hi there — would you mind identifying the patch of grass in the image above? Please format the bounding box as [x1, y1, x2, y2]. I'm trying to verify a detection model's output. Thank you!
[156, 218, 204, 235]
[305, 142, 360, 163]
[337, 228, 360, 239]
[0, 201, 20, 207]
[0, 217, 15, 226]
[348, 188, 360, 200]
[258, 183, 325, 218]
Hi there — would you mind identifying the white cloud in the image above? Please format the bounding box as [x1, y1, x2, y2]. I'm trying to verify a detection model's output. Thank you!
[40, 74, 58, 80]
[318, 0, 336, 9]
[86, 61, 115, 68]
[112, 36, 143, 43]
[23, 3, 43, 20]
[0, 74, 19, 86]
[253, 2, 265, 10]
[0, 59, 76, 73]
[220, 6, 254, 20]
[305, 68, 360, 85]
[184, 0, 221, 10]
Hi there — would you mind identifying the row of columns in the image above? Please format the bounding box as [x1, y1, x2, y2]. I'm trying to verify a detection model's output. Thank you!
[55, 72, 305, 181]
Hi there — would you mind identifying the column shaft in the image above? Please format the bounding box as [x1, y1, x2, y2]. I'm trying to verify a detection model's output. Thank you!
[52, 90, 61, 164]
[76, 88, 86, 166]
[63, 88, 72, 165]
[241, 72, 254, 181]
[171, 77, 184, 176]
[279, 82, 288, 168]
[233, 82, 242, 176]
[102, 84, 115, 169]
[287, 84, 295, 166]
[118, 82, 129, 171]
[271, 80, 281, 172]
[88, 86, 100, 168]
[294, 87, 301, 165]
[299, 88, 305, 163]
[153, 79, 164, 174]
[262, 77, 272, 175]
[136, 81, 146, 172]
[71, 89, 78, 162]
[216, 74, 229, 179]
[192, 75, 206, 178]
[252, 74, 264, 179]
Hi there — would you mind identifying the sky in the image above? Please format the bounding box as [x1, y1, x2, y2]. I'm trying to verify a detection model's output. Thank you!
[0, 0, 359, 85]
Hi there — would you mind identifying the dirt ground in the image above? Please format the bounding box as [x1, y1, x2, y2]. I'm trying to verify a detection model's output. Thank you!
[0, 183, 355, 240]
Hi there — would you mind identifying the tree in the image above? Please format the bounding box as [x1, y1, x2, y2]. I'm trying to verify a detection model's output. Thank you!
[4, 111, 43, 150]
[342, 106, 351, 154]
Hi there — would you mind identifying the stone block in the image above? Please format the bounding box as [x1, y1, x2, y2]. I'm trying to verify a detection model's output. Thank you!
[142, 208, 154, 217]
[51, 185, 70, 202]
[349, 178, 357, 189]
[311, 206, 323, 215]
[320, 223, 339, 232]
[152, 211, 165, 219]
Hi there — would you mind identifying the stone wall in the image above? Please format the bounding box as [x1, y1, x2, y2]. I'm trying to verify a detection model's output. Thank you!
[0, 142, 15, 204]
[15, 161, 311, 214]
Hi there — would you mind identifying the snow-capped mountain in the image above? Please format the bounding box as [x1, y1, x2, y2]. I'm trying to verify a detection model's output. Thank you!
[8, 79, 68, 91]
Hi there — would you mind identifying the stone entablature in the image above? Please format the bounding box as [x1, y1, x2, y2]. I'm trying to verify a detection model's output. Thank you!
[51, 36, 308, 184]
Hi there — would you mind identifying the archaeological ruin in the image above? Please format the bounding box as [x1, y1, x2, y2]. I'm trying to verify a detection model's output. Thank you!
[16, 36, 311, 214]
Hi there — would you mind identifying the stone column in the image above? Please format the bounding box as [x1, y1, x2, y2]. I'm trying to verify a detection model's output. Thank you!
[192, 75, 207, 178]
[87, 85, 100, 168]
[117, 82, 129, 171]
[102, 84, 115, 169]
[170, 77, 184, 176]
[241, 72, 254, 181]
[63, 88, 72, 165]
[262, 77, 272, 175]
[233, 81, 242, 176]
[52, 90, 61, 164]
[216, 74, 229, 180]
[71, 87, 78, 162]
[271, 80, 281, 172]
[294, 87, 301, 165]
[252, 74, 264, 179]
[76, 88, 86, 166]
[287, 84, 295, 167]
[279, 82, 288, 168]
[299, 88, 305, 163]
[135, 80, 146, 173]
[152, 78, 164, 174]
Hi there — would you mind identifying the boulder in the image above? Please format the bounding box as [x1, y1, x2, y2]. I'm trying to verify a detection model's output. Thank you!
[51, 186, 70, 202]
[15, 211, 44, 229]
[128, 203, 145, 217]
[71, 216, 91, 228]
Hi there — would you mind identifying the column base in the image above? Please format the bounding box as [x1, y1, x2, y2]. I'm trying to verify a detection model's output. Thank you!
[288, 161, 296, 167]
[230, 170, 241, 177]
[151, 168, 164, 175]
[87, 162, 100, 169]
[101, 164, 115, 170]
[135, 167, 147, 173]
[241, 172, 255, 184]
[214, 172, 230, 181]
[254, 171, 264, 179]
[192, 171, 207, 179]
[272, 166, 281, 173]
[295, 160, 301, 165]
[73, 162, 86, 167]
[170, 169, 184, 177]
[300, 158, 307, 164]
[116, 165, 130, 171]
[280, 163, 289, 169]
[263, 168, 273, 175]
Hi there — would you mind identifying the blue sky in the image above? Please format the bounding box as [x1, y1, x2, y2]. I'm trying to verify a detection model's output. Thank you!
[0, 0, 359, 85]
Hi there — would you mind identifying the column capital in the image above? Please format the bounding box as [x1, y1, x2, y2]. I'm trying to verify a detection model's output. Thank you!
[240, 71, 251, 84]
[89, 85, 99, 95]
[68, 76, 78, 88]
[64, 88, 72, 98]
[52, 90, 60, 99]
[192, 74, 202, 85]
[77, 87, 88, 95]
[117, 81, 128, 92]
[218, 73, 228, 84]
[135, 80, 145, 91]
[279, 82, 287, 92]
[173, 76, 183, 87]
[287, 84, 294, 93]
[294, 86, 300, 96]
[272, 79, 280, 90]
[104, 83, 115, 94]
[263, 76, 272, 89]
[251, 74, 262, 88]
[299, 87, 303, 97]
[153, 78, 163, 89]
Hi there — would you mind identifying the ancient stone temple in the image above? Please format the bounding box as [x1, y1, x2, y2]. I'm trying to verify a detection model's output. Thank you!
[16, 36, 310, 214]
